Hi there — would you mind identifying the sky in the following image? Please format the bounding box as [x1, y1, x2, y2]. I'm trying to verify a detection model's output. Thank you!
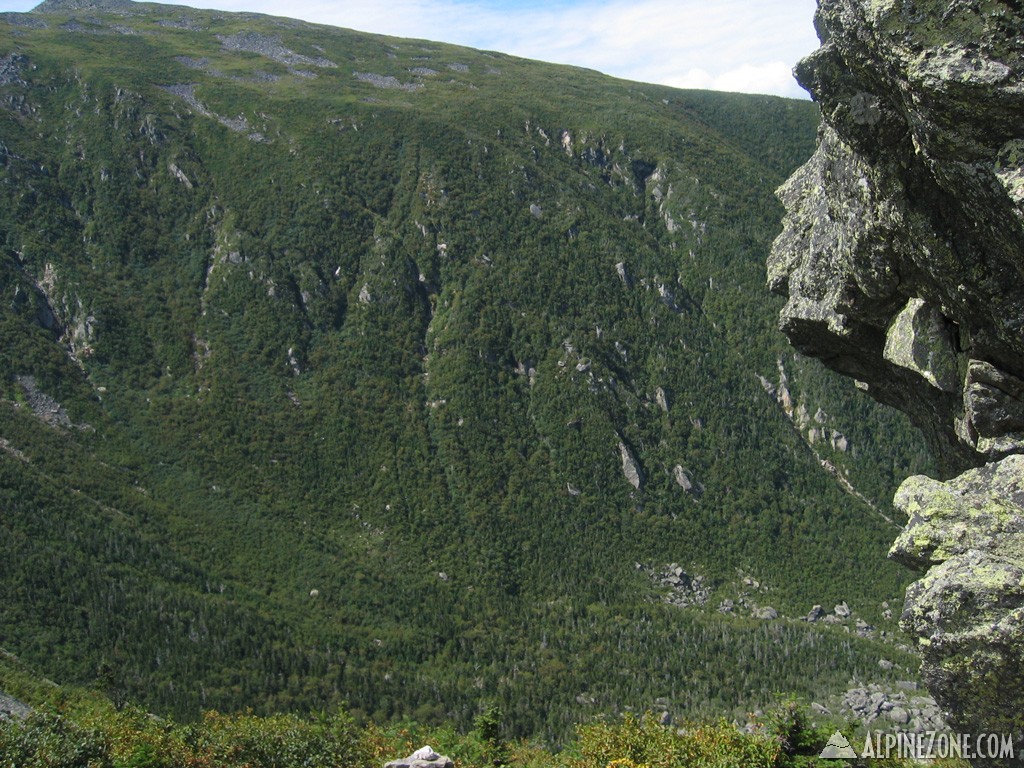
[0, 0, 821, 99]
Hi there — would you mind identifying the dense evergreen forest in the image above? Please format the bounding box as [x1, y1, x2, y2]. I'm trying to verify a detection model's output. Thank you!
[0, 0, 933, 745]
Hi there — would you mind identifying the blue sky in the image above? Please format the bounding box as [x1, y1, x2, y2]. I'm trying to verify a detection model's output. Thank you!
[0, 0, 820, 98]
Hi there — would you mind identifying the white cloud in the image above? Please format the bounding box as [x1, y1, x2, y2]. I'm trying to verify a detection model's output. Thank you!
[305, 0, 819, 98]
[707, 61, 807, 97]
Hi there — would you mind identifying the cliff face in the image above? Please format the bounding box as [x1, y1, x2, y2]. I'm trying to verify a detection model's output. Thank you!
[769, 0, 1024, 755]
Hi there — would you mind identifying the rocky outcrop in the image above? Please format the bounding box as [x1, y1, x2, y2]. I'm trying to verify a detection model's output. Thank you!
[671, 464, 703, 496]
[0, 690, 31, 720]
[645, 563, 711, 608]
[16, 375, 71, 428]
[770, 0, 1024, 754]
[770, 0, 1024, 476]
[158, 83, 266, 140]
[618, 440, 643, 490]
[217, 32, 337, 72]
[0, 53, 28, 87]
[840, 683, 945, 733]
[33, 0, 135, 13]
[889, 457, 1024, 748]
[385, 746, 453, 768]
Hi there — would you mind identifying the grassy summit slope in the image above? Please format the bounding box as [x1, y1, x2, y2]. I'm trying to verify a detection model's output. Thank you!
[0, 0, 930, 740]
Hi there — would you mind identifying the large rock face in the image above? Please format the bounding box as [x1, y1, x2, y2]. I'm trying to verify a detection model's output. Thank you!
[769, 0, 1024, 756]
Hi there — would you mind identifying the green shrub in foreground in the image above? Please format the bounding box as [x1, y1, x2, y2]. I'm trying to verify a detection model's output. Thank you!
[0, 701, 973, 768]
[0, 711, 111, 768]
[0, 706, 371, 768]
[569, 712, 780, 768]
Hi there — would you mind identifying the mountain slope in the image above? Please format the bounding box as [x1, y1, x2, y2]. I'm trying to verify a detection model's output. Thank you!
[0, 0, 931, 740]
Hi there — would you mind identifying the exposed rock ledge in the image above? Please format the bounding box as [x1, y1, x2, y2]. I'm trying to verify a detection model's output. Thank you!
[769, 0, 1024, 759]
[385, 745, 453, 768]
[0, 689, 31, 720]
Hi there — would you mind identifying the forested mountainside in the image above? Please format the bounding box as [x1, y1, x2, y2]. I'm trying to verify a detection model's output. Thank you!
[0, 0, 932, 741]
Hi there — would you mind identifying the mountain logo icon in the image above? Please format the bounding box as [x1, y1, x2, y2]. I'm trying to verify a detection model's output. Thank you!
[819, 730, 858, 759]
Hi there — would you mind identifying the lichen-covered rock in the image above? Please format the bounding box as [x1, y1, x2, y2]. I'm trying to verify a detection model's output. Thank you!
[961, 359, 1024, 457]
[899, 545, 1024, 752]
[770, 0, 1024, 476]
[890, 455, 1024, 571]
[771, 0, 1024, 754]
[889, 455, 1024, 752]
[883, 298, 959, 394]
